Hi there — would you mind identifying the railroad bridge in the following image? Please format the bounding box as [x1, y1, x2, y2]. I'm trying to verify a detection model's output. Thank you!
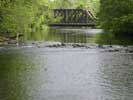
[50, 9, 96, 27]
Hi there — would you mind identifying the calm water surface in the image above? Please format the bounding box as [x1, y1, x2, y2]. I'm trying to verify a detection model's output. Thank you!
[0, 27, 133, 100]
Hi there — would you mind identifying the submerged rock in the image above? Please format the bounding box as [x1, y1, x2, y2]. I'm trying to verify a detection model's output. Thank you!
[128, 50, 133, 53]
[61, 43, 66, 46]
[72, 44, 86, 48]
[98, 44, 106, 49]
[44, 41, 62, 48]
[108, 49, 120, 52]
[124, 48, 133, 53]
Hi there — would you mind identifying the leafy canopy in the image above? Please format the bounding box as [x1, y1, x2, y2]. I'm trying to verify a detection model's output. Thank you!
[99, 0, 133, 38]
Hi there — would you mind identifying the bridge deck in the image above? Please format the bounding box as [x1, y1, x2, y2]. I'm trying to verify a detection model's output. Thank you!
[50, 23, 95, 27]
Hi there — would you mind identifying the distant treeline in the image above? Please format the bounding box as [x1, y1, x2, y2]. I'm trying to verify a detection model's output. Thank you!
[0, 0, 99, 36]
[0, 0, 132, 40]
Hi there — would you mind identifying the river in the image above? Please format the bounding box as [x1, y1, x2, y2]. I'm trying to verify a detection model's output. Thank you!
[0, 27, 133, 100]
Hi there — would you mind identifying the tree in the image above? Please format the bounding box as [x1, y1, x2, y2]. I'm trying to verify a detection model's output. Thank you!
[99, 0, 133, 38]
[52, 0, 74, 9]
[52, 0, 100, 16]
[0, 0, 53, 36]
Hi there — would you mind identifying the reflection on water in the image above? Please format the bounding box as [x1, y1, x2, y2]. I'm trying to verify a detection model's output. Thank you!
[24, 27, 103, 43]
[0, 47, 133, 100]
[0, 50, 35, 100]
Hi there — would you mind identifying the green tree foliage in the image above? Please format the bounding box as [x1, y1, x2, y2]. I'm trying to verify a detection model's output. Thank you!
[51, 0, 74, 8]
[0, 0, 100, 37]
[75, 0, 100, 15]
[0, 0, 53, 36]
[99, 0, 133, 38]
[52, 0, 100, 16]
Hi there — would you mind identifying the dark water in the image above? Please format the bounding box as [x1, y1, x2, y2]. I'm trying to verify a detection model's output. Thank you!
[23, 27, 103, 43]
[0, 27, 133, 100]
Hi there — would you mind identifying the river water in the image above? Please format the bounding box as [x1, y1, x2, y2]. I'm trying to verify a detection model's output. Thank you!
[0, 27, 133, 100]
